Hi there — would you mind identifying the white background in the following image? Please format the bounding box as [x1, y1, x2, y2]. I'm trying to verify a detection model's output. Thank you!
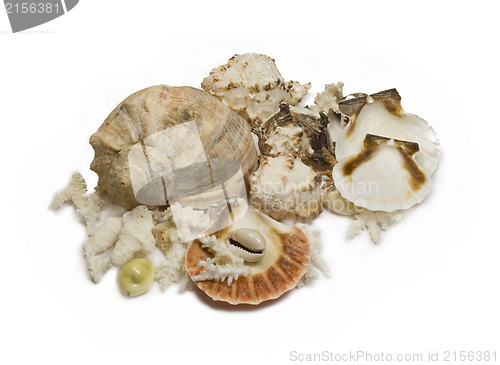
[1, 1, 499, 364]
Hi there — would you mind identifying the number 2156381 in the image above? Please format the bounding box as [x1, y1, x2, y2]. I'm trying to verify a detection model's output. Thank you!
[5, 2, 62, 14]
[443, 351, 497, 362]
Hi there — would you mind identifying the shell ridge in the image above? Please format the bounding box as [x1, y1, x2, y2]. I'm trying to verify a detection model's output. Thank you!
[229, 280, 239, 304]
[266, 265, 289, 293]
[279, 253, 308, 273]
[281, 231, 311, 266]
[254, 274, 279, 302]
[207, 280, 221, 296]
[237, 276, 258, 303]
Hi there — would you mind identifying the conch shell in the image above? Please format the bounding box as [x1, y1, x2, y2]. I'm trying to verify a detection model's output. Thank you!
[90, 85, 258, 209]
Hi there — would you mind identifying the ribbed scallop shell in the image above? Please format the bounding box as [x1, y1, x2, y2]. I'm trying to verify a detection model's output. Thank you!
[90, 85, 258, 209]
[185, 208, 311, 305]
[333, 89, 441, 212]
[332, 134, 433, 212]
[336, 89, 440, 176]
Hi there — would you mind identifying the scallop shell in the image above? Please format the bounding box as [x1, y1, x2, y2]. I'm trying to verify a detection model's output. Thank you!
[333, 89, 441, 212]
[333, 134, 433, 212]
[90, 85, 258, 209]
[336, 89, 441, 175]
[185, 208, 311, 305]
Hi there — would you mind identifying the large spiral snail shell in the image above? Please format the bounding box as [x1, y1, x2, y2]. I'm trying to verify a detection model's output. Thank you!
[90, 85, 259, 209]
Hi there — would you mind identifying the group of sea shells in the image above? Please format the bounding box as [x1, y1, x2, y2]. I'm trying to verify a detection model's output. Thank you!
[53, 53, 441, 305]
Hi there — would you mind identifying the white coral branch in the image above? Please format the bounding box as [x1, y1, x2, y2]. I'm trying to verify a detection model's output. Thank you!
[297, 223, 330, 287]
[309, 82, 344, 115]
[192, 236, 251, 285]
[82, 216, 122, 283]
[199, 236, 245, 265]
[347, 210, 403, 243]
[110, 206, 155, 266]
[155, 242, 191, 292]
[192, 258, 251, 286]
[81, 206, 155, 282]
[169, 202, 205, 243]
[50, 172, 106, 233]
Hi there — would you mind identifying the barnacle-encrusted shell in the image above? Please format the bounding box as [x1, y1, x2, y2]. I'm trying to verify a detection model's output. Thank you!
[201, 53, 311, 127]
[185, 208, 311, 305]
[90, 85, 258, 209]
[332, 89, 441, 212]
[255, 104, 334, 168]
[249, 153, 323, 220]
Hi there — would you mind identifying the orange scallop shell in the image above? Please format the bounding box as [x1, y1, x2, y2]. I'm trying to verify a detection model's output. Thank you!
[185, 222, 311, 305]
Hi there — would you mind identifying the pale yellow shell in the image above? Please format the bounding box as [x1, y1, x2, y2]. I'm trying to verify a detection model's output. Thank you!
[90, 85, 259, 209]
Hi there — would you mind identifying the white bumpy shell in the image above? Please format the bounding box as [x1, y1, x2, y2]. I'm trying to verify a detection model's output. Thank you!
[201, 53, 311, 127]
[249, 153, 323, 220]
[255, 104, 334, 169]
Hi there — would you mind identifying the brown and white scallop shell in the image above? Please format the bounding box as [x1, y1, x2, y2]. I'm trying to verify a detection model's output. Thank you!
[333, 89, 441, 212]
[90, 85, 258, 209]
[185, 208, 311, 305]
